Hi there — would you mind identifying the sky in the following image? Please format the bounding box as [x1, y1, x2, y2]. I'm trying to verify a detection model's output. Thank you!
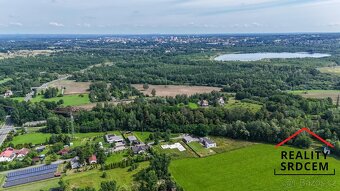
[0, 0, 340, 34]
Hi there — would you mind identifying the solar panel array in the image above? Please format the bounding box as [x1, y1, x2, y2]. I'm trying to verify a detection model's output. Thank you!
[4, 164, 58, 188]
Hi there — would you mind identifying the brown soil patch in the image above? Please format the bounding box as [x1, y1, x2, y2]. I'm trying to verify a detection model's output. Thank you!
[132, 84, 221, 97]
[48, 80, 91, 95]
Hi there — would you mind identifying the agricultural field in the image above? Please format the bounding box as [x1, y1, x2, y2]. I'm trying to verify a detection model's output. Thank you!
[132, 84, 221, 97]
[290, 90, 340, 104]
[170, 144, 340, 191]
[187, 142, 215, 157]
[12, 94, 91, 106]
[48, 80, 91, 95]
[225, 98, 262, 113]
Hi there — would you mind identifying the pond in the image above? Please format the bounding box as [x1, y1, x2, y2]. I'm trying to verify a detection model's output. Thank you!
[214, 52, 331, 61]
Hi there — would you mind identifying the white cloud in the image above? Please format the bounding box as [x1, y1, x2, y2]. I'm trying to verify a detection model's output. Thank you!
[49, 22, 64, 27]
[9, 22, 23, 26]
[77, 23, 91, 27]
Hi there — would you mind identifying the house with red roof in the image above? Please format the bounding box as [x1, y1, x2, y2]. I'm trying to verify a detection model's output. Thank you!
[15, 148, 30, 159]
[0, 148, 17, 162]
[88, 155, 97, 164]
[57, 147, 70, 156]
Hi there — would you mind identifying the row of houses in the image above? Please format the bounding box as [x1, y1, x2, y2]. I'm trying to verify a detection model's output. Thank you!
[0, 147, 30, 162]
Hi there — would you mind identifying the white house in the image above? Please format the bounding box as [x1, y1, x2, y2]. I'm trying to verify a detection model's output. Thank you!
[200, 137, 216, 148]
[105, 134, 124, 144]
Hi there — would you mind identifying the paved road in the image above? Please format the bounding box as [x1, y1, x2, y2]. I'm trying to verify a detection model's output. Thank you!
[0, 116, 14, 147]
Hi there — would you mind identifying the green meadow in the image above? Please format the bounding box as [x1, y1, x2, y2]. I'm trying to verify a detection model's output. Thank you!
[11, 132, 51, 145]
[170, 144, 340, 191]
[12, 94, 90, 106]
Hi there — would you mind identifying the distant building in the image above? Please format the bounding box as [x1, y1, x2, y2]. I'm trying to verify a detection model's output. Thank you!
[70, 156, 82, 169]
[88, 155, 97, 164]
[200, 137, 216, 148]
[198, 100, 209, 107]
[131, 145, 149, 154]
[4, 90, 13, 98]
[218, 97, 225, 105]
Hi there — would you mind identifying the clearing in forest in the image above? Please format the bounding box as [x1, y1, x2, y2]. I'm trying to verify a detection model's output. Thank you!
[132, 84, 221, 97]
[290, 90, 340, 104]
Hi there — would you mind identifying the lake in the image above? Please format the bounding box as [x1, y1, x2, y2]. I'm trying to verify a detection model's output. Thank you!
[214, 52, 331, 61]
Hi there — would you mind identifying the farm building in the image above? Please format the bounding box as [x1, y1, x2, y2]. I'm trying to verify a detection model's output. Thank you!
[131, 145, 149, 154]
[88, 155, 97, 164]
[200, 137, 216, 148]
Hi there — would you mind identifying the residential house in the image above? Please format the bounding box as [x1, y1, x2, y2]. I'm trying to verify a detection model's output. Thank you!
[183, 135, 196, 143]
[105, 134, 124, 144]
[58, 147, 70, 156]
[198, 100, 209, 107]
[127, 136, 139, 145]
[16, 148, 30, 158]
[0, 148, 17, 162]
[200, 137, 216, 148]
[131, 145, 149, 154]
[35, 145, 46, 153]
[70, 156, 82, 169]
[88, 155, 97, 164]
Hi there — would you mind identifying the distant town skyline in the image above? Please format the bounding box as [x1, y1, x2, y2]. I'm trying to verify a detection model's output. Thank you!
[0, 0, 339, 34]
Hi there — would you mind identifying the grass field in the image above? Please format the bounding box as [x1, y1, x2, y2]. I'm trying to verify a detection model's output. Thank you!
[105, 151, 128, 164]
[134, 131, 152, 143]
[225, 98, 262, 113]
[170, 144, 340, 191]
[11, 132, 51, 145]
[187, 142, 215, 157]
[318, 66, 340, 75]
[1, 162, 149, 191]
[290, 90, 340, 104]
[12, 94, 90, 106]
[210, 137, 256, 153]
